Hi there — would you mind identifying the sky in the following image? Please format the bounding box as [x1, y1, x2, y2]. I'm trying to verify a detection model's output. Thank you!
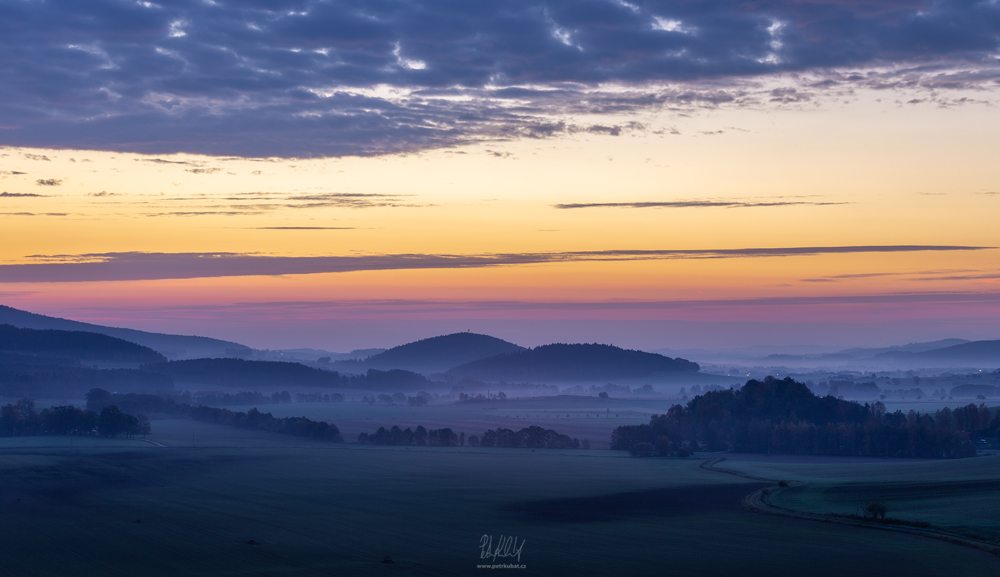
[1, 0, 999, 352]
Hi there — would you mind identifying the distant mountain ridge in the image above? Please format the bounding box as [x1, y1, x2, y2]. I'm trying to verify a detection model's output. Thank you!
[332, 332, 525, 375]
[0, 305, 251, 359]
[0, 324, 173, 397]
[837, 338, 972, 359]
[0, 324, 166, 364]
[874, 340, 1000, 367]
[447, 343, 700, 382]
[144, 358, 431, 390]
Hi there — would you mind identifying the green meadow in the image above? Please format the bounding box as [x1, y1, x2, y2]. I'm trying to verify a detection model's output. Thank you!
[719, 454, 1000, 541]
[2, 417, 1000, 576]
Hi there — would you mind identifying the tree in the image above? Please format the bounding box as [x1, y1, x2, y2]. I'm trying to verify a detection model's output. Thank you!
[864, 502, 887, 521]
[97, 405, 127, 437]
[655, 435, 673, 457]
[123, 414, 140, 439]
[629, 442, 654, 458]
[136, 414, 152, 438]
[599, 391, 609, 399]
[391, 392, 407, 403]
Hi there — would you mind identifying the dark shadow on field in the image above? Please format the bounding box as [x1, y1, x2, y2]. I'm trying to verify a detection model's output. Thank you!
[504, 482, 767, 522]
[0, 449, 255, 511]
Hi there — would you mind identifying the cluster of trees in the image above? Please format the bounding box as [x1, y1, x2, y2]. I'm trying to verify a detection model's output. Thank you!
[94, 405, 152, 438]
[457, 391, 506, 403]
[471, 425, 584, 449]
[357, 425, 462, 446]
[559, 383, 658, 397]
[449, 379, 560, 396]
[0, 397, 149, 438]
[194, 391, 292, 406]
[295, 393, 345, 403]
[0, 364, 173, 399]
[82, 389, 342, 442]
[362, 392, 431, 406]
[186, 405, 342, 442]
[938, 403, 998, 434]
[355, 424, 583, 449]
[611, 377, 983, 459]
[879, 388, 926, 399]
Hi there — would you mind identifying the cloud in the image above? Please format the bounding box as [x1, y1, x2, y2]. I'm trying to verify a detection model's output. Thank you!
[139, 158, 191, 165]
[0, 192, 44, 198]
[225, 292, 1000, 314]
[0, 245, 990, 283]
[282, 192, 416, 209]
[0, 0, 996, 157]
[554, 200, 848, 209]
[35, 179, 62, 186]
[0, 171, 27, 175]
[253, 226, 354, 230]
[801, 268, 993, 282]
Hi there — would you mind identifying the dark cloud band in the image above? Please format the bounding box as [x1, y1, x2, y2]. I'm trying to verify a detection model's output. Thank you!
[0, 245, 990, 283]
[0, 0, 997, 157]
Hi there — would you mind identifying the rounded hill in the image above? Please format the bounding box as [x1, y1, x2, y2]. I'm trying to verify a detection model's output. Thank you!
[0, 324, 166, 364]
[446, 343, 699, 382]
[337, 332, 526, 375]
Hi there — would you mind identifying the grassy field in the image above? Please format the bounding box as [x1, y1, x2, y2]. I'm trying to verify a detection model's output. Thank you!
[1, 419, 999, 576]
[714, 454, 1000, 541]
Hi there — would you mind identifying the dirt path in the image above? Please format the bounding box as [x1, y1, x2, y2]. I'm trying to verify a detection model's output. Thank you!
[135, 438, 166, 447]
[701, 456, 1000, 556]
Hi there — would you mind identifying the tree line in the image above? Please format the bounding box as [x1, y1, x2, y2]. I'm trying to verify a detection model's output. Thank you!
[358, 425, 462, 446]
[0, 364, 173, 399]
[611, 377, 984, 458]
[84, 389, 343, 443]
[356, 424, 584, 449]
[362, 391, 432, 406]
[186, 405, 343, 442]
[472, 425, 584, 449]
[0, 397, 150, 438]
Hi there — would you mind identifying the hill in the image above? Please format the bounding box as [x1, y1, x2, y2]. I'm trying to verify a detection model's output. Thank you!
[0, 324, 166, 364]
[446, 343, 699, 382]
[143, 358, 431, 391]
[838, 338, 972, 359]
[0, 324, 174, 397]
[873, 340, 1000, 367]
[0, 305, 252, 359]
[332, 332, 525, 375]
[907, 341, 1000, 367]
